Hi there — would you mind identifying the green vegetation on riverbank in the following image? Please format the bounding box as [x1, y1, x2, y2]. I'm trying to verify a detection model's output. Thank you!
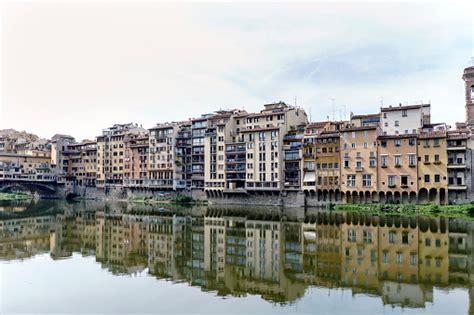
[0, 192, 32, 201]
[333, 203, 474, 219]
[128, 195, 207, 206]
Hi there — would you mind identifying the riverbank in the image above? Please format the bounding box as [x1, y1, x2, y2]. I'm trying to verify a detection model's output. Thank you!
[0, 192, 32, 201]
[334, 203, 474, 219]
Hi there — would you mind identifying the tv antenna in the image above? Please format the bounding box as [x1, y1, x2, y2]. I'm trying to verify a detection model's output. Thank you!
[330, 98, 335, 121]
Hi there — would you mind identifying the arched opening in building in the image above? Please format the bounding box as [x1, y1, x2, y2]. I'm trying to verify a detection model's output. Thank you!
[429, 188, 438, 203]
[439, 188, 446, 205]
[401, 191, 409, 204]
[419, 188, 429, 204]
[394, 191, 401, 203]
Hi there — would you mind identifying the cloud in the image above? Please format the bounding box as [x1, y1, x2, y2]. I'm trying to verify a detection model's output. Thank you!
[1, 1, 473, 139]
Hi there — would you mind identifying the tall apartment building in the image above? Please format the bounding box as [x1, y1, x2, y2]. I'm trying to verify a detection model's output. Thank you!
[148, 122, 185, 190]
[175, 122, 192, 189]
[380, 104, 430, 135]
[447, 129, 471, 202]
[123, 135, 149, 187]
[67, 141, 97, 186]
[191, 115, 209, 189]
[282, 124, 305, 190]
[340, 126, 379, 203]
[204, 111, 235, 194]
[417, 131, 448, 204]
[96, 123, 146, 187]
[302, 120, 346, 200]
[377, 134, 418, 203]
[50, 134, 75, 181]
[240, 102, 307, 193]
[314, 131, 341, 201]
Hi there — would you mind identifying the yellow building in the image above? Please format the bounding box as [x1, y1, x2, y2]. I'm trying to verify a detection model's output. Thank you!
[377, 134, 418, 203]
[417, 131, 448, 204]
[340, 126, 379, 203]
[96, 123, 145, 187]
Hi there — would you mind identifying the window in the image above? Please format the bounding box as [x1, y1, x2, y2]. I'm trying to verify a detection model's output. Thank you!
[362, 174, 372, 187]
[388, 175, 396, 187]
[351, 143, 356, 149]
[410, 254, 417, 266]
[424, 175, 430, 183]
[434, 139, 440, 146]
[408, 138, 415, 146]
[381, 140, 387, 147]
[363, 141, 368, 148]
[394, 155, 401, 167]
[347, 175, 356, 187]
[424, 155, 429, 162]
[381, 155, 388, 167]
[356, 160, 362, 170]
[408, 154, 416, 166]
[435, 174, 440, 183]
[363, 230, 372, 243]
[395, 121, 399, 127]
[344, 160, 350, 168]
[369, 159, 376, 168]
[382, 251, 388, 263]
[402, 232, 409, 244]
[425, 238, 431, 246]
[436, 239, 441, 247]
[389, 231, 396, 244]
[396, 252, 403, 264]
[401, 175, 408, 187]
[394, 139, 401, 146]
[402, 109, 407, 117]
[347, 229, 356, 242]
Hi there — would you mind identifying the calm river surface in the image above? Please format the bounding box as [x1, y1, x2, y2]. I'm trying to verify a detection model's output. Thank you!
[0, 200, 472, 314]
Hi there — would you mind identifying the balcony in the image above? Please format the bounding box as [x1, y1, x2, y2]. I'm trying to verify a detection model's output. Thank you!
[226, 167, 246, 173]
[226, 147, 246, 153]
[409, 164, 416, 168]
[448, 164, 466, 169]
[447, 146, 466, 151]
[433, 161, 442, 165]
[395, 164, 401, 168]
[355, 167, 364, 172]
[448, 184, 467, 190]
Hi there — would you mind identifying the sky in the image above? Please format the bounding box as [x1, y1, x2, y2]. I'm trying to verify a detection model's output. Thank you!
[1, 0, 473, 141]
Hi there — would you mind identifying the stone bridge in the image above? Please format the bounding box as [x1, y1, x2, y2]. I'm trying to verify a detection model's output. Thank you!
[0, 179, 65, 199]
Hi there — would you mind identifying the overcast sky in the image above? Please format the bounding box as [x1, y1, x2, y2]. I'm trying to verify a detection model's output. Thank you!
[1, 0, 473, 141]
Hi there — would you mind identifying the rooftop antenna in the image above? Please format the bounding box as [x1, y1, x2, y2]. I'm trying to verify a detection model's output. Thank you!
[308, 107, 312, 122]
[341, 105, 347, 121]
[294, 96, 297, 107]
[330, 98, 335, 121]
[380, 96, 384, 107]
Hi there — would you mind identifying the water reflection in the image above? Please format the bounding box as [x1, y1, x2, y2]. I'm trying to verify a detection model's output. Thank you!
[1, 202, 473, 310]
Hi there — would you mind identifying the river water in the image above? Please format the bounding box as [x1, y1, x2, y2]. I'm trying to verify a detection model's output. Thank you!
[0, 200, 472, 314]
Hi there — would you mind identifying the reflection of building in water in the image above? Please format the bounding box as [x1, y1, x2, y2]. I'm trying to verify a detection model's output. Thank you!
[341, 213, 380, 293]
[0, 215, 55, 260]
[95, 213, 147, 274]
[418, 217, 449, 285]
[4, 208, 474, 308]
[378, 216, 419, 285]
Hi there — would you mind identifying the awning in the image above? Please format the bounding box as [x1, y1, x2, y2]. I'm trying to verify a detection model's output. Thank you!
[303, 172, 316, 182]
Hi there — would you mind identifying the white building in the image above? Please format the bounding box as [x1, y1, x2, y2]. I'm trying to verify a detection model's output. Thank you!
[380, 104, 431, 136]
